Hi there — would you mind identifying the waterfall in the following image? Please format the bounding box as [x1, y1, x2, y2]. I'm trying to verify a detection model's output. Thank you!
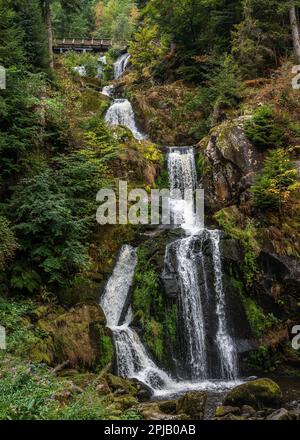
[166, 147, 238, 381]
[100, 245, 175, 392]
[105, 99, 146, 140]
[114, 53, 131, 80]
[101, 147, 240, 397]
[174, 235, 208, 379]
[210, 230, 239, 380]
[167, 147, 200, 233]
[101, 85, 114, 97]
[103, 52, 145, 140]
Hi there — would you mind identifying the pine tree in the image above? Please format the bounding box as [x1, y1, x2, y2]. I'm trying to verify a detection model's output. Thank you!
[0, 0, 25, 68]
[13, 0, 49, 71]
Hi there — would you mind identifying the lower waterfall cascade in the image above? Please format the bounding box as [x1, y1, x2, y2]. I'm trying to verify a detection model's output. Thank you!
[100, 151, 241, 395]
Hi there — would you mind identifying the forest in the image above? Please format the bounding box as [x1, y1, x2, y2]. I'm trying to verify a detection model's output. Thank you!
[0, 0, 299, 423]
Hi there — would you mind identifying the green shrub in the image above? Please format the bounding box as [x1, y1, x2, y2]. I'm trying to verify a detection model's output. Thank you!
[0, 216, 18, 270]
[244, 106, 287, 149]
[61, 52, 99, 78]
[215, 207, 260, 286]
[251, 148, 299, 211]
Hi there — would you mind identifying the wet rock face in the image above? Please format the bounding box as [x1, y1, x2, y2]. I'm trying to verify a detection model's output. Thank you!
[258, 250, 300, 315]
[199, 118, 264, 212]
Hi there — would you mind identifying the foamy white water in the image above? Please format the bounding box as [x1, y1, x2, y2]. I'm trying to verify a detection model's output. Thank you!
[114, 53, 131, 80]
[105, 99, 146, 140]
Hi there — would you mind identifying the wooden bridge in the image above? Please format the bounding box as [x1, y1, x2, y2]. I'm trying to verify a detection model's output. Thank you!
[53, 38, 112, 54]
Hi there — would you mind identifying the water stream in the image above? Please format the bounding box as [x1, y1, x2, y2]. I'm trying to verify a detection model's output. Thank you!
[101, 146, 240, 396]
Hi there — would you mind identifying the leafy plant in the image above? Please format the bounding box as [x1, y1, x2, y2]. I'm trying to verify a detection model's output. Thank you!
[251, 148, 299, 211]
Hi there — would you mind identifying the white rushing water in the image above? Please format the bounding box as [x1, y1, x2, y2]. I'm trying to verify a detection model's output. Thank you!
[105, 99, 146, 140]
[101, 85, 114, 97]
[166, 147, 238, 381]
[210, 230, 239, 380]
[167, 147, 201, 234]
[101, 147, 240, 397]
[103, 52, 146, 140]
[100, 245, 175, 392]
[114, 53, 131, 80]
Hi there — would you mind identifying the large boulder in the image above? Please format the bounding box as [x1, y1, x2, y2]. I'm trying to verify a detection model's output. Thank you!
[176, 391, 207, 420]
[224, 378, 283, 409]
[28, 303, 114, 370]
[199, 117, 264, 212]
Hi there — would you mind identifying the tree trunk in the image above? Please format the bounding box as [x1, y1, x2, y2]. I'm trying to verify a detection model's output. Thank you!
[289, 6, 300, 64]
[44, 0, 54, 69]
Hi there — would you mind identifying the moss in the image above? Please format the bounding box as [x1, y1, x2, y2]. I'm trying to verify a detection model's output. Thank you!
[131, 237, 179, 369]
[224, 378, 283, 409]
[164, 304, 178, 344]
[144, 319, 164, 361]
[215, 207, 260, 286]
[196, 152, 205, 177]
[99, 334, 114, 369]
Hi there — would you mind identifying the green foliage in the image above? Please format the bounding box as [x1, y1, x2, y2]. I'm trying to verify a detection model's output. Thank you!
[164, 304, 177, 344]
[251, 148, 299, 211]
[8, 171, 89, 292]
[232, 0, 293, 78]
[93, 0, 138, 45]
[196, 152, 205, 177]
[52, 0, 94, 39]
[0, 0, 26, 67]
[0, 217, 18, 270]
[13, 0, 49, 71]
[241, 295, 279, 338]
[244, 105, 287, 150]
[132, 246, 165, 362]
[61, 52, 99, 77]
[99, 335, 114, 369]
[0, 363, 63, 420]
[155, 169, 169, 189]
[186, 56, 243, 136]
[0, 70, 48, 187]
[132, 244, 179, 365]
[215, 207, 260, 286]
[129, 24, 167, 79]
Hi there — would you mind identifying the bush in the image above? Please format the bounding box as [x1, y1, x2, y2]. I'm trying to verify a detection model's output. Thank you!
[215, 207, 260, 286]
[251, 148, 299, 211]
[244, 105, 287, 149]
[61, 52, 99, 78]
[0, 216, 18, 270]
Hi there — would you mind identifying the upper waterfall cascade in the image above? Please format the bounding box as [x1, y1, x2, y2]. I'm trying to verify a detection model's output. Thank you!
[103, 53, 146, 140]
[105, 99, 146, 140]
[114, 53, 131, 80]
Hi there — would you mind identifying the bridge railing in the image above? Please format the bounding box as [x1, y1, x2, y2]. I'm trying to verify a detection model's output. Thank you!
[54, 38, 112, 48]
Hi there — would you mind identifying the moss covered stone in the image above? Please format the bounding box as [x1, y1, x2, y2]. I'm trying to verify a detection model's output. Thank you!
[224, 378, 283, 409]
[176, 391, 207, 420]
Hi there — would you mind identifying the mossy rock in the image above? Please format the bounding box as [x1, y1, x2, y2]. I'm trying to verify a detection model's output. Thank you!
[224, 378, 283, 409]
[105, 373, 137, 395]
[176, 391, 207, 420]
[28, 304, 113, 370]
[215, 406, 241, 417]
